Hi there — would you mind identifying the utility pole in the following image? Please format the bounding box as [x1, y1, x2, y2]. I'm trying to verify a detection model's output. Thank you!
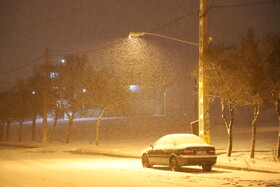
[42, 48, 49, 143]
[198, 0, 210, 144]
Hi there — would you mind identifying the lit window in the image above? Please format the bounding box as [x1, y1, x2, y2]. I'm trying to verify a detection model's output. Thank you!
[129, 85, 140, 93]
[50, 72, 59, 79]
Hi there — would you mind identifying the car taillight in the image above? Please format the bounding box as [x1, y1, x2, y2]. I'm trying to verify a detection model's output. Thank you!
[182, 149, 195, 155]
[208, 149, 215, 155]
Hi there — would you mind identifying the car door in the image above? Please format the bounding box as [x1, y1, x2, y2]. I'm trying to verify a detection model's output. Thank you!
[161, 136, 175, 165]
[148, 137, 166, 165]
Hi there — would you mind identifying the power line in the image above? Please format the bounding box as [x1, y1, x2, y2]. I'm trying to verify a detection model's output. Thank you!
[4, 55, 44, 74]
[150, 0, 278, 32]
[150, 10, 197, 33]
[50, 46, 104, 57]
[209, 0, 278, 9]
[4, 41, 119, 74]
[49, 42, 117, 57]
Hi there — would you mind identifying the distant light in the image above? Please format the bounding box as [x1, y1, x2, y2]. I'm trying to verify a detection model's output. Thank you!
[82, 88, 87, 93]
[129, 85, 140, 93]
[32, 91, 36, 95]
[199, 114, 203, 119]
[50, 72, 59, 79]
[208, 36, 214, 43]
[61, 59, 66, 63]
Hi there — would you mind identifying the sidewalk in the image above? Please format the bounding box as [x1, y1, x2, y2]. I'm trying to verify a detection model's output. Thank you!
[0, 141, 279, 174]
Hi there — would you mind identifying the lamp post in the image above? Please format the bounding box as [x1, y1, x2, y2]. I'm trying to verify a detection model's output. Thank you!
[128, 1, 210, 144]
[129, 32, 199, 46]
[198, 0, 210, 144]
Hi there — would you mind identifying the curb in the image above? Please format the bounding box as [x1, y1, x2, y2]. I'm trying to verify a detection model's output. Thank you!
[213, 163, 279, 174]
[0, 143, 41, 149]
[68, 148, 140, 159]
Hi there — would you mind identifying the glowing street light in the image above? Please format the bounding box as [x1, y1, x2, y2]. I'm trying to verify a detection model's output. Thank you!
[128, 3, 211, 144]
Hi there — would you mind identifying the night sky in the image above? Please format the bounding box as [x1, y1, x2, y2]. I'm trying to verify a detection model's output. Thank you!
[0, 0, 279, 88]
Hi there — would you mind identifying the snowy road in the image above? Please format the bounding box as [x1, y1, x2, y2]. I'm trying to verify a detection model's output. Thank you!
[0, 146, 279, 187]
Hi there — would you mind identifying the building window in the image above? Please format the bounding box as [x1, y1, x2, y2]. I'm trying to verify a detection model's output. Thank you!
[50, 72, 59, 79]
[129, 85, 141, 93]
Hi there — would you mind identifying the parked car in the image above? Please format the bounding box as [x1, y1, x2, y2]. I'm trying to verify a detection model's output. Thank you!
[141, 134, 217, 172]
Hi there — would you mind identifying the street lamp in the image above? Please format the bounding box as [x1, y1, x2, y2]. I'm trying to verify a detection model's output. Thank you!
[128, 31, 211, 144]
[129, 0, 210, 144]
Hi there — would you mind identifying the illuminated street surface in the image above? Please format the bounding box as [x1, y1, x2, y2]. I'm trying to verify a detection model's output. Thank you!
[0, 146, 279, 187]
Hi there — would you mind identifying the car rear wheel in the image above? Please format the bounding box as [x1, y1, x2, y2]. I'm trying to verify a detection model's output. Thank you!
[141, 154, 151, 168]
[170, 157, 181, 171]
[202, 164, 212, 172]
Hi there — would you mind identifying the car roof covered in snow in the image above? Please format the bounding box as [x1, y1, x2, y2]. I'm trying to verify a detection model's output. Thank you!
[163, 134, 206, 145]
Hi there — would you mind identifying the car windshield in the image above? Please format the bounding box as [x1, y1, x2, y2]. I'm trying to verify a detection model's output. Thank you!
[172, 134, 205, 145]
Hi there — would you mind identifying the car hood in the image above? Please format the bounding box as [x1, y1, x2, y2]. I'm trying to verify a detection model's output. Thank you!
[142, 147, 152, 153]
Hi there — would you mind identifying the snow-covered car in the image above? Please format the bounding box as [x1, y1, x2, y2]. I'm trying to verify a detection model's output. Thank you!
[141, 134, 217, 172]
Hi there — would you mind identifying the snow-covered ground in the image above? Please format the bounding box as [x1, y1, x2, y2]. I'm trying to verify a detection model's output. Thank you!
[0, 145, 280, 187]
[1, 115, 280, 173]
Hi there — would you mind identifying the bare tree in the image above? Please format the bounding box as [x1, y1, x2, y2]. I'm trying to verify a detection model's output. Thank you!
[54, 54, 91, 144]
[10, 79, 33, 142]
[49, 102, 65, 143]
[31, 63, 55, 143]
[85, 68, 132, 145]
[0, 91, 14, 141]
[206, 45, 245, 157]
[240, 30, 266, 158]
[262, 34, 280, 159]
[26, 74, 43, 141]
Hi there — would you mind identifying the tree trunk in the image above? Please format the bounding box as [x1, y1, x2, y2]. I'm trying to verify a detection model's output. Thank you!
[250, 123, 256, 159]
[227, 121, 233, 157]
[0, 121, 4, 141]
[42, 109, 48, 143]
[221, 101, 234, 157]
[95, 109, 106, 146]
[277, 116, 280, 159]
[274, 99, 280, 159]
[49, 118, 58, 143]
[18, 120, 23, 142]
[65, 115, 74, 144]
[6, 120, 10, 141]
[250, 104, 260, 159]
[32, 115, 36, 141]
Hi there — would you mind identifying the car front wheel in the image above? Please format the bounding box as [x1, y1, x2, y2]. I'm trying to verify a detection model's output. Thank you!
[170, 157, 181, 171]
[141, 154, 151, 168]
[202, 164, 212, 172]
